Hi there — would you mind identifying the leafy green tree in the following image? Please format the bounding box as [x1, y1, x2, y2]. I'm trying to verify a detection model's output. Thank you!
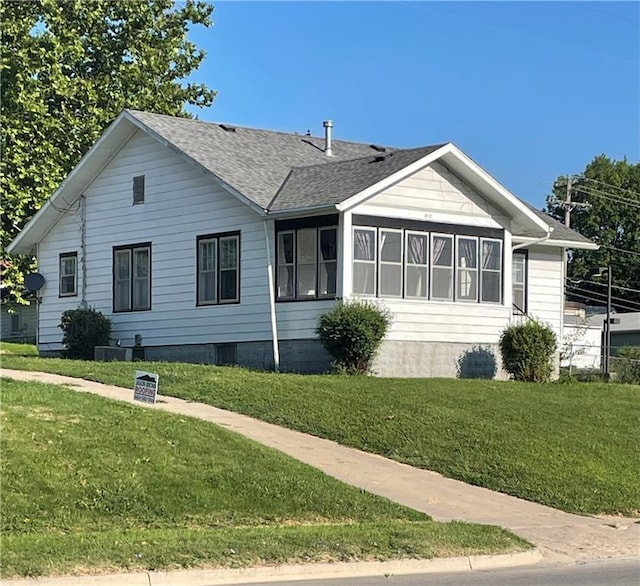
[546, 156, 640, 310]
[1, 0, 216, 301]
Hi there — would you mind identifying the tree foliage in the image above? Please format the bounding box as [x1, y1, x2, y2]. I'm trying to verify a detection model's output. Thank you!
[1, 0, 216, 301]
[545, 156, 640, 311]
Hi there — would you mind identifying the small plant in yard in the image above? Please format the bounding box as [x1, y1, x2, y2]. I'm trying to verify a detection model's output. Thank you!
[59, 306, 111, 360]
[499, 320, 557, 382]
[317, 300, 391, 375]
[611, 346, 640, 385]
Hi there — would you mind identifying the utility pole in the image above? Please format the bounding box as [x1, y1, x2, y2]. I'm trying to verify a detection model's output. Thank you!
[564, 176, 572, 227]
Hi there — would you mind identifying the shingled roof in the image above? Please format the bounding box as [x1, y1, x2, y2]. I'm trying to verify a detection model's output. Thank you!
[128, 110, 390, 209]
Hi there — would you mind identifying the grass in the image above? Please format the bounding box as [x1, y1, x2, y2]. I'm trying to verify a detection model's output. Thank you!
[0, 379, 526, 577]
[0, 341, 38, 356]
[2, 351, 639, 516]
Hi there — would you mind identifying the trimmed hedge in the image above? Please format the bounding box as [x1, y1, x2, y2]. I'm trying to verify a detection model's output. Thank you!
[499, 320, 557, 382]
[59, 306, 111, 360]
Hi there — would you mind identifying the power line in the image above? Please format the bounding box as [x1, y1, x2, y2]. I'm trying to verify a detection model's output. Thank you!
[582, 177, 640, 199]
[567, 278, 640, 295]
[566, 284, 640, 312]
[573, 185, 640, 210]
[599, 245, 640, 257]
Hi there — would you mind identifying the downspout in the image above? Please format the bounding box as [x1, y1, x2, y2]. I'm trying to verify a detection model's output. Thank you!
[511, 227, 554, 251]
[80, 195, 87, 308]
[263, 220, 280, 372]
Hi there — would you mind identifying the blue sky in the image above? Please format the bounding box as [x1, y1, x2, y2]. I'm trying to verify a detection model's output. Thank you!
[186, 1, 639, 210]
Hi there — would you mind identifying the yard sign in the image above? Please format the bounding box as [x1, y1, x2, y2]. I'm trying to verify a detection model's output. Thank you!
[134, 371, 159, 404]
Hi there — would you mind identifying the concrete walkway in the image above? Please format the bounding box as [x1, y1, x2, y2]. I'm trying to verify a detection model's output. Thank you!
[2, 368, 639, 565]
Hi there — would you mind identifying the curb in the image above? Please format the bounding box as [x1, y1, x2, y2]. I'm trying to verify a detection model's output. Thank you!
[1, 549, 542, 585]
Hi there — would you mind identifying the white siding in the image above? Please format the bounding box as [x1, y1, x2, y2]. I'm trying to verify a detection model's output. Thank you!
[359, 161, 510, 229]
[526, 245, 564, 338]
[383, 299, 510, 343]
[37, 130, 273, 351]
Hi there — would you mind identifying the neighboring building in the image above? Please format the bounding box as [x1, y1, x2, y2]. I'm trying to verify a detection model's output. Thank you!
[611, 312, 640, 353]
[561, 304, 602, 370]
[0, 302, 37, 344]
[7, 110, 597, 377]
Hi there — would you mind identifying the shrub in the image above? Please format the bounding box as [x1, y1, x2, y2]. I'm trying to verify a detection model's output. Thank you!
[317, 300, 391, 375]
[499, 320, 557, 382]
[612, 346, 640, 385]
[59, 306, 112, 360]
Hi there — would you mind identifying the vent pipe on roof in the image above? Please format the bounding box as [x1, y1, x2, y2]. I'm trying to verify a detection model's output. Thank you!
[323, 120, 334, 156]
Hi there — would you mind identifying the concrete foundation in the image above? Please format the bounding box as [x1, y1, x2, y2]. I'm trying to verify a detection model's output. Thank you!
[372, 340, 507, 379]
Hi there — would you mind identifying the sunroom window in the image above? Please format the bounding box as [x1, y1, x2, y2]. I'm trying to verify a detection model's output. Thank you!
[276, 226, 337, 300]
[353, 228, 376, 296]
[456, 236, 478, 301]
[481, 238, 502, 303]
[431, 234, 454, 300]
[379, 229, 403, 297]
[405, 231, 428, 298]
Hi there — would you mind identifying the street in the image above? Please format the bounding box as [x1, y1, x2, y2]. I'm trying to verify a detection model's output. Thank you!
[241, 559, 640, 586]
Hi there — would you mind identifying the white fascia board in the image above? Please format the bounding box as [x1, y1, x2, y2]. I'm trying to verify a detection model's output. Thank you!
[441, 146, 550, 233]
[8, 112, 136, 254]
[512, 236, 599, 250]
[336, 145, 450, 212]
[126, 113, 267, 217]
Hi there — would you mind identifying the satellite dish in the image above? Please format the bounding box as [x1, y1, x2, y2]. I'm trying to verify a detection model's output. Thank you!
[24, 273, 45, 292]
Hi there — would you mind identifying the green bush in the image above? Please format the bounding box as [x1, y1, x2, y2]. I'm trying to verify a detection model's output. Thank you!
[499, 320, 557, 382]
[59, 306, 112, 360]
[612, 346, 640, 385]
[317, 300, 391, 375]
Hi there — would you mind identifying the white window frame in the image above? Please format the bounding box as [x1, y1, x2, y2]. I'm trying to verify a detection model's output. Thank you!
[352, 227, 377, 297]
[512, 250, 527, 314]
[430, 233, 454, 301]
[59, 252, 78, 297]
[480, 238, 503, 304]
[378, 228, 403, 298]
[455, 235, 479, 302]
[404, 230, 429, 299]
[113, 244, 151, 312]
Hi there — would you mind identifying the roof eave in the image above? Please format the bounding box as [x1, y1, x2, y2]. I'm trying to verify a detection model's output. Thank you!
[8, 111, 137, 254]
[512, 236, 599, 250]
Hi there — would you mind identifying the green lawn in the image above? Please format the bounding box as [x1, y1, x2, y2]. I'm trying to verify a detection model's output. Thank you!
[0, 379, 525, 578]
[2, 350, 639, 516]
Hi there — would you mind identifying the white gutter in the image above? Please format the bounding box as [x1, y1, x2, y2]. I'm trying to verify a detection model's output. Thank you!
[263, 220, 280, 372]
[512, 227, 554, 251]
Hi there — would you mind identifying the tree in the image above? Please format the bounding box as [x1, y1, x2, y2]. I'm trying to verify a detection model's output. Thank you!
[546, 156, 640, 311]
[1, 0, 216, 302]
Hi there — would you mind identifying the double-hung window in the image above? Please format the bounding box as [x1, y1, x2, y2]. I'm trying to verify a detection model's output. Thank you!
[480, 238, 502, 303]
[456, 236, 478, 301]
[197, 232, 240, 305]
[405, 231, 428, 298]
[431, 234, 454, 300]
[277, 226, 337, 300]
[59, 252, 78, 297]
[512, 251, 527, 313]
[353, 228, 376, 296]
[113, 243, 151, 312]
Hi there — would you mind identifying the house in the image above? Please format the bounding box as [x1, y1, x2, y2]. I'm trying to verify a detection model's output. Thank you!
[0, 302, 37, 344]
[611, 312, 640, 353]
[7, 110, 597, 377]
